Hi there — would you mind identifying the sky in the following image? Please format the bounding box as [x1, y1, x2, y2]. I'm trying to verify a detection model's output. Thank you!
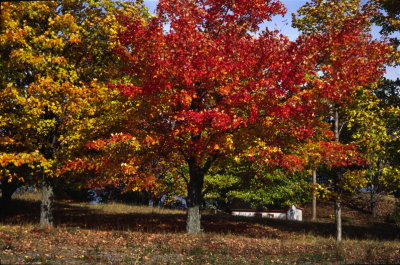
[143, 0, 399, 80]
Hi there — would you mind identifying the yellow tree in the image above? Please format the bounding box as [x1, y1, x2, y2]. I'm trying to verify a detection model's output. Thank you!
[0, 0, 147, 224]
[345, 85, 400, 217]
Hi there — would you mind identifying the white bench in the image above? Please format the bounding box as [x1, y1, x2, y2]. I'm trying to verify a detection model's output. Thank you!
[231, 205, 302, 221]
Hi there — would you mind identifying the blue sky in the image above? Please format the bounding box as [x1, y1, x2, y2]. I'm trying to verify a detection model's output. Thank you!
[143, 0, 399, 80]
[142, 0, 304, 39]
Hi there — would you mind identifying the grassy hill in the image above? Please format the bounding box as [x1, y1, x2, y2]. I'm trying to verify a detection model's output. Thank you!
[0, 192, 399, 264]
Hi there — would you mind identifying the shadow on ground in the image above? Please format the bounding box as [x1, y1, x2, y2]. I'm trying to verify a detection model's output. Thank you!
[1, 198, 399, 241]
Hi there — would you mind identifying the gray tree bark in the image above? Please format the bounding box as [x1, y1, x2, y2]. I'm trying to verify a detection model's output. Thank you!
[370, 183, 377, 218]
[370, 160, 383, 218]
[186, 157, 206, 234]
[334, 107, 342, 243]
[187, 205, 201, 234]
[312, 168, 317, 220]
[335, 199, 342, 242]
[40, 182, 54, 227]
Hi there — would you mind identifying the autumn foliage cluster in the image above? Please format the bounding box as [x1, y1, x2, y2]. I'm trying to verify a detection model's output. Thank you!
[1, 0, 399, 234]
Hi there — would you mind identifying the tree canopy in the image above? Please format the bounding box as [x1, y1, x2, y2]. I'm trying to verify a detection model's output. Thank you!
[0, 0, 149, 223]
[105, 0, 390, 234]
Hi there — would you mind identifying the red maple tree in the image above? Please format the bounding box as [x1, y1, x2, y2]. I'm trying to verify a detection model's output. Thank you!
[113, 0, 388, 233]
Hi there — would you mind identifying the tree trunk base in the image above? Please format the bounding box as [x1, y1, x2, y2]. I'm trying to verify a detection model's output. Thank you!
[186, 206, 201, 234]
[335, 200, 342, 243]
[40, 183, 54, 227]
[371, 187, 378, 218]
[312, 168, 317, 221]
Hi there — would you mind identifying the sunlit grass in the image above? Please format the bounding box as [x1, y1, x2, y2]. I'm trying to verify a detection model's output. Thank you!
[12, 191, 185, 215]
[13, 191, 41, 202]
[80, 202, 185, 215]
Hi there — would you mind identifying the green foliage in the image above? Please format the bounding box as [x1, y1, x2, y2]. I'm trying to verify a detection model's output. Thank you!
[339, 81, 400, 197]
[204, 161, 310, 210]
[375, 78, 400, 107]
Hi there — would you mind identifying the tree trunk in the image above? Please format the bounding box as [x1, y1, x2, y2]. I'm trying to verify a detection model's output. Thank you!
[334, 107, 342, 243]
[1, 186, 14, 210]
[334, 107, 339, 142]
[370, 160, 382, 218]
[371, 183, 377, 218]
[0, 180, 20, 215]
[335, 199, 342, 242]
[40, 182, 54, 227]
[312, 168, 317, 221]
[186, 158, 205, 234]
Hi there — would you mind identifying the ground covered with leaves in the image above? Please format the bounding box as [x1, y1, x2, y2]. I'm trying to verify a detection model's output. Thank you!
[0, 194, 399, 264]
